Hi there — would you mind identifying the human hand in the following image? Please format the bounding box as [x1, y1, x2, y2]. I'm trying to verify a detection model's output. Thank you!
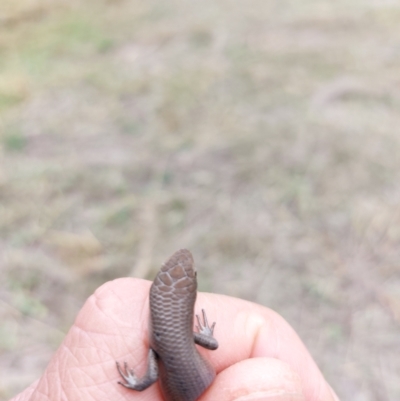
[10, 278, 340, 401]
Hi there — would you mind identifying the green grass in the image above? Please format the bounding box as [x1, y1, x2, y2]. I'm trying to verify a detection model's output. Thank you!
[2, 128, 27, 152]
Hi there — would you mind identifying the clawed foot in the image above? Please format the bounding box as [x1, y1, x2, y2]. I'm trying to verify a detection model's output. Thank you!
[196, 309, 216, 337]
[116, 361, 139, 389]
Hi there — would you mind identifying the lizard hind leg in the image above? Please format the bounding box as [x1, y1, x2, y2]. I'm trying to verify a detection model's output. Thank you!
[116, 349, 158, 391]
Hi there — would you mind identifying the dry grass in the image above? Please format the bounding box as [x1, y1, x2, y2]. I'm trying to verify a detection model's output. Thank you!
[1, 0, 400, 399]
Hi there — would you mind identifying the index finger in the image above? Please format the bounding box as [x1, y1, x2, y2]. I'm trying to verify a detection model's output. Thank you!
[196, 292, 337, 401]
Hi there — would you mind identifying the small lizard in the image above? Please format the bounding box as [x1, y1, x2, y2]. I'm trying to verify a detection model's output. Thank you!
[116, 249, 218, 401]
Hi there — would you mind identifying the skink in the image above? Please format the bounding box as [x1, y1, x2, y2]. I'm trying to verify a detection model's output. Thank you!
[116, 249, 218, 401]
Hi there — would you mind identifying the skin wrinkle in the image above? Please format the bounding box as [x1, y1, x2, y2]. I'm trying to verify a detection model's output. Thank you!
[73, 315, 115, 349]
[104, 279, 151, 340]
[59, 342, 78, 367]
[74, 377, 109, 392]
[95, 278, 139, 323]
[61, 354, 104, 401]
[69, 365, 93, 385]
[92, 332, 119, 360]
[244, 312, 267, 359]
[106, 277, 150, 310]
[62, 326, 115, 396]
[32, 386, 51, 401]
[114, 322, 146, 354]
[84, 389, 102, 401]
[71, 343, 124, 390]
[85, 293, 119, 333]
[58, 357, 68, 401]
[94, 281, 150, 362]
[270, 316, 282, 360]
[113, 312, 150, 366]
[219, 299, 276, 365]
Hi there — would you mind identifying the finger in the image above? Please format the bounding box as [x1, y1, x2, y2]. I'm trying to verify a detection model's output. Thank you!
[202, 357, 305, 401]
[24, 278, 161, 401]
[196, 292, 339, 401]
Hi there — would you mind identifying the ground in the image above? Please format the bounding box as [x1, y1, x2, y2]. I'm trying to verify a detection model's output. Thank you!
[1, 0, 400, 400]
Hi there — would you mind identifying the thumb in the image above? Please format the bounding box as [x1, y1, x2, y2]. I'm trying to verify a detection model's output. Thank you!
[202, 357, 306, 401]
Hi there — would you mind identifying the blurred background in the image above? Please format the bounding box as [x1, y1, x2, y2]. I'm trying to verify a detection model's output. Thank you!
[1, 0, 400, 400]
